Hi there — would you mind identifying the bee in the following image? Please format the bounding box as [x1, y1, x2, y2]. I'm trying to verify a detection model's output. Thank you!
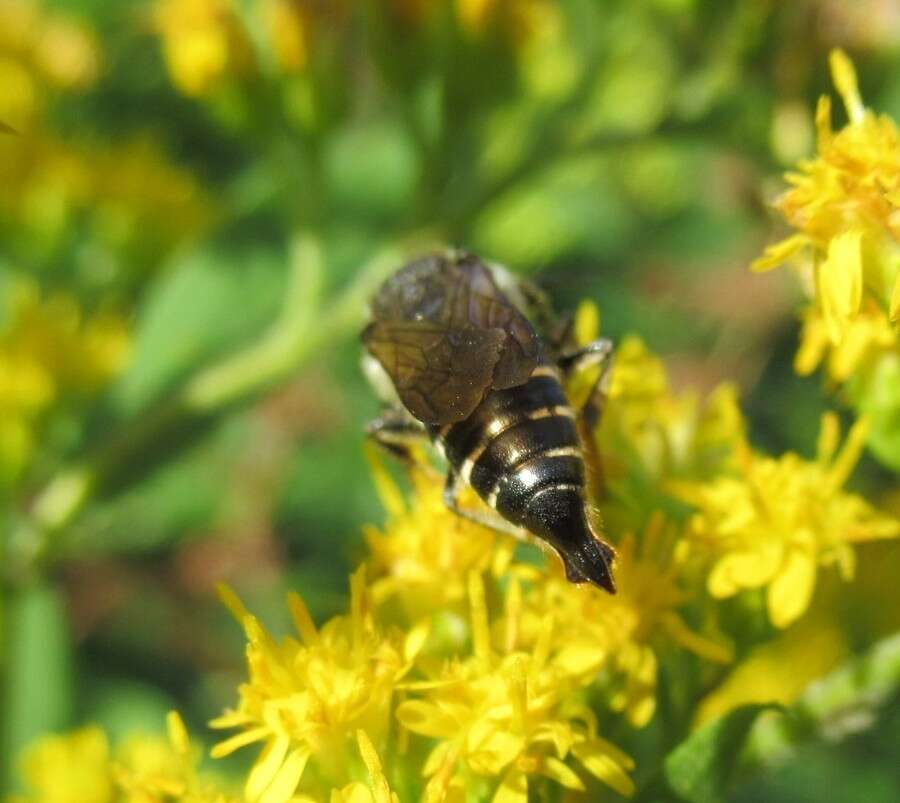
[361, 250, 617, 593]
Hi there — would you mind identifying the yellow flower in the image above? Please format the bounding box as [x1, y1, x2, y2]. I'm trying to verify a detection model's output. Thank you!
[591, 334, 746, 530]
[454, 0, 560, 48]
[13, 725, 114, 803]
[11, 714, 240, 803]
[211, 570, 428, 803]
[678, 413, 900, 628]
[505, 518, 731, 728]
[364, 447, 513, 625]
[0, 0, 98, 126]
[751, 49, 900, 381]
[396, 573, 636, 801]
[571, 306, 747, 513]
[154, 0, 253, 96]
[294, 731, 399, 803]
[115, 712, 242, 803]
[0, 279, 130, 481]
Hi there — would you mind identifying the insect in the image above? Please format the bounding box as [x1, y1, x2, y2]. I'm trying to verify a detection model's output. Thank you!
[361, 250, 617, 593]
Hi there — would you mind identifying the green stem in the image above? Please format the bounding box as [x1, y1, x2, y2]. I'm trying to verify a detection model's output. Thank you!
[7, 235, 414, 583]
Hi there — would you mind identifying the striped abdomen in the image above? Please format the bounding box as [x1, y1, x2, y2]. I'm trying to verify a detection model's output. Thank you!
[433, 364, 614, 592]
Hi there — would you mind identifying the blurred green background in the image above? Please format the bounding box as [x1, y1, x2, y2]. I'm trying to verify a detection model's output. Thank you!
[2, 0, 899, 798]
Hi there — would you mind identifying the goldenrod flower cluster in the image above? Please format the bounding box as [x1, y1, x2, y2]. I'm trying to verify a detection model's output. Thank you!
[10, 297, 897, 801]
[753, 49, 900, 387]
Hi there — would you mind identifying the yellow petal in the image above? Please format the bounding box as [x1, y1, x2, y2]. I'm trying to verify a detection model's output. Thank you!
[468, 571, 491, 663]
[818, 229, 863, 344]
[708, 547, 781, 597]
[260, 748, 310, 803]
[574, 299, 600, 344]
[246, 735, 290, 801]
[890, 275, 900, 322]
[768, 550, 817, 629]
[166, 710, 190, 755]
[572, 740, 635, 798]
[287, 591, 318, 644]
[364, 442, 406, 517]
[492, 768, 527, 803]
[750, 234, 807, 272]
[356, 731, 392, 803]
[829, 48, 865, 124]
[396, 700, 458, 738]
[210, 726, 270, 758]
[404, 620, 431, 663]
[541, 757, 585, 791]
[815, 95, 833, 149]
[828, 416, 868, 489]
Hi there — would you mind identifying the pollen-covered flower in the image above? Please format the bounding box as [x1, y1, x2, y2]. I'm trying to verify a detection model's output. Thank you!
[211, 569, 428, 802]
[678, 413, 900, 629]
[364, 448, 513, 623]
[397, 572, 636, 801]
[752, 49, 900, 381]
[154, 0, 254, 96]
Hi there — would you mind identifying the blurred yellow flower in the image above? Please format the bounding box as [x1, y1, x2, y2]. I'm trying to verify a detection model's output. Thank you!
[397, 573, 636, 801]
[155, 0, 253, 96]
[0, 0, 98, 125]
[10, 713, 238, 803]
[678, 413, 900, 628]
[454, 0, 560, 48]
[12, 725, 114, 803]
[752, 48, 900, 382]
[211, 571, 428, 803]
[0, 279, 130, 481]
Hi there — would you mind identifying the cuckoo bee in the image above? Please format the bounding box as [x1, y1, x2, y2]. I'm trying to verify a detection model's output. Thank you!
[361, 250, 617, 593]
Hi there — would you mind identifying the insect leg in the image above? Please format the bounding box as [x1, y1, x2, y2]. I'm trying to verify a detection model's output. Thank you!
[559, 338, 615, 428]
[442, 472, 528, 540]
[366, 409, 428, 462]
[559, 339, 615, 502]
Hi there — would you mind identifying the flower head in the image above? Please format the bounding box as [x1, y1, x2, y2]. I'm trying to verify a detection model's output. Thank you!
[678, 413, 900, 628]
[364, 448, 512, 624]
[752, 49, 900, 382]
[0, 279, 130, 482]
[504, 517, 731, 728]
[154, 0, 254, 96]
[211, 570, 428, 803]
[10, 713, 238, 803]
[396, 573, 636, 801]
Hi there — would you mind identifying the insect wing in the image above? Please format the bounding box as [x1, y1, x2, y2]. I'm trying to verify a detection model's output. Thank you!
[362, 320, 505, 423]
[365, 253, 541, 424]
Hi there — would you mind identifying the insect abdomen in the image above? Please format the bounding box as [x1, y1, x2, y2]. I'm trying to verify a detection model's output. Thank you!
[439, 369, 586, 524]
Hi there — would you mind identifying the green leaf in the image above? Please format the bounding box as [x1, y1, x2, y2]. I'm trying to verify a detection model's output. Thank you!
[0, 120, 17, 134]
[113, 248, 285, 415]
[663, 704, 778, 803]
[3, 583, 74, 788]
